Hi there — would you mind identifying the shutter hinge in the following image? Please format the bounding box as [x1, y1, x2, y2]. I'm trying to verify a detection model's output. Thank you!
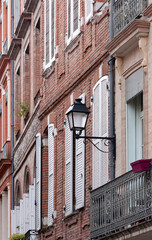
[35, 200, 37, 206]
[90, 96, 93, 103]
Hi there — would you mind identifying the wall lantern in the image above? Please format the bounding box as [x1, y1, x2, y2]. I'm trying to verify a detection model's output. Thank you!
[66, 98, 115, 144]
[66, 98, 90, 137]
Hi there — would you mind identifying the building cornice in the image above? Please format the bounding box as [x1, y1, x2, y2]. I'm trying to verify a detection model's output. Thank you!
[143, 3, 152, 18]
[24, 0, 39, 13]
[15, 12, 32, 39]
[7, 38, 22, 60]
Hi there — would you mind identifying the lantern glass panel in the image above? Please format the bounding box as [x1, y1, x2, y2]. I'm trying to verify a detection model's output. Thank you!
[73, 112, 87, 131]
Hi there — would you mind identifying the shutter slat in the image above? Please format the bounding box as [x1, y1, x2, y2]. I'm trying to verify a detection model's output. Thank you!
[48, 124, 54, 226]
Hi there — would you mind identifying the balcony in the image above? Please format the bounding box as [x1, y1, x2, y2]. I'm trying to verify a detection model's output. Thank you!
[113, 0, 147, 37]
[90, 168, 152, 239]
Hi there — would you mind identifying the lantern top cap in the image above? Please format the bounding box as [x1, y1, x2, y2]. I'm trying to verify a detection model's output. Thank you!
[68, 98, 90, 114]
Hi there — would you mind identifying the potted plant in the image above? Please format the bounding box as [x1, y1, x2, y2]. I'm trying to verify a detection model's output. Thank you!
[130, 159, 151, 173]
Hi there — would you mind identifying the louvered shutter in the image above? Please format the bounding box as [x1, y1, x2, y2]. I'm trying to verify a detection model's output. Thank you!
[75, 94, 85, 210]
[68, 0, 71, 38]
[23, 193, 29, 233]
[48, 124, 54, 226]
[29, 182, 35, 229]
[73, 0, 79, 32]
[11, 210, 15, 234]
[65, 115, 73, 216]
[19, 199, 24, 234]
[35, 133, 41, 230]
[100, 77, 108, 185]
[85, 0, 93, 23]
[15, 206, 20, 233]
[93, 76, 109, 189]
[45, 0, 50, 65]
[51, 0, 55, 59]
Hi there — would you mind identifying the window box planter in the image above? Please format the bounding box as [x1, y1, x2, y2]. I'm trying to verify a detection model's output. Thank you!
[130, 159, 151, 173]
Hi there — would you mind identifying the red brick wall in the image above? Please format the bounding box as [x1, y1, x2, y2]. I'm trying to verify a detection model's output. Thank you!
[39, 2, 110, 238]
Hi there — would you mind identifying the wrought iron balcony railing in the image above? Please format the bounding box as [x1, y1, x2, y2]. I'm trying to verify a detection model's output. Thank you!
[3, 38, 7, 55]
[113, 0, 147, 37]
[90, 168, 152, 239]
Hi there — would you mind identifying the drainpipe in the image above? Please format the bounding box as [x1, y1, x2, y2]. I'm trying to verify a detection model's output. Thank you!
[109, 0, 115, 180]
[11, 0, 14, 210]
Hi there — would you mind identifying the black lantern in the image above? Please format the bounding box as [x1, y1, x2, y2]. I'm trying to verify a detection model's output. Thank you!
[66, 98, 90, 136]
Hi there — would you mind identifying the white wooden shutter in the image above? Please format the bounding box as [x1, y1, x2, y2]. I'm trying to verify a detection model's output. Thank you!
[29, 182, 35, 230]
[19, 199, 24, 234]
[93, 76, 109, 189]
[11, 210, 15, 234]
[75, 94, 85, 210]
[48, 124, 54, 225]
[85, 0, 93, 23]
[35, 133, 41, 230]
[15, 206, 20, 233]
[45, 0, 50, 65]
[23, 193, 29, 233]
[65, 115, 73, 216]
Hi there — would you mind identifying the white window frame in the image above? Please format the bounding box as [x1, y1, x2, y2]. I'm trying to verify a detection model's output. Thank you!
[44, 0, 56, 69]
[67, 0, 80, 45]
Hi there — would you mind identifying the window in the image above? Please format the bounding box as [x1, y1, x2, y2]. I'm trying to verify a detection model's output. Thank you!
[44, 0, 55, 68]
[15, 180, 21, 206]
[127, 93, 143, 170]
[24, 167, 30, 193]
[126, 68, 143, 171]
[92, 76, 109, 189]
[48, 124, 54, 226]
[14, 0, 20, 29]
[65, 94, 85, 216]
[67, 0, 80, 43]
[85, 0, 93, 23]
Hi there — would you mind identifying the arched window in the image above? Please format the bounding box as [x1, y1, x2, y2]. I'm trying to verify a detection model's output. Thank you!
[24, 167, 30, 193]
[15, 180, 21, 206]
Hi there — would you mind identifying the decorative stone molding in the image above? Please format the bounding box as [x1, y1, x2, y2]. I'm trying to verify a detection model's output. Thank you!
[138, 36, 148, 72]
[115, 57, 123, 89]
